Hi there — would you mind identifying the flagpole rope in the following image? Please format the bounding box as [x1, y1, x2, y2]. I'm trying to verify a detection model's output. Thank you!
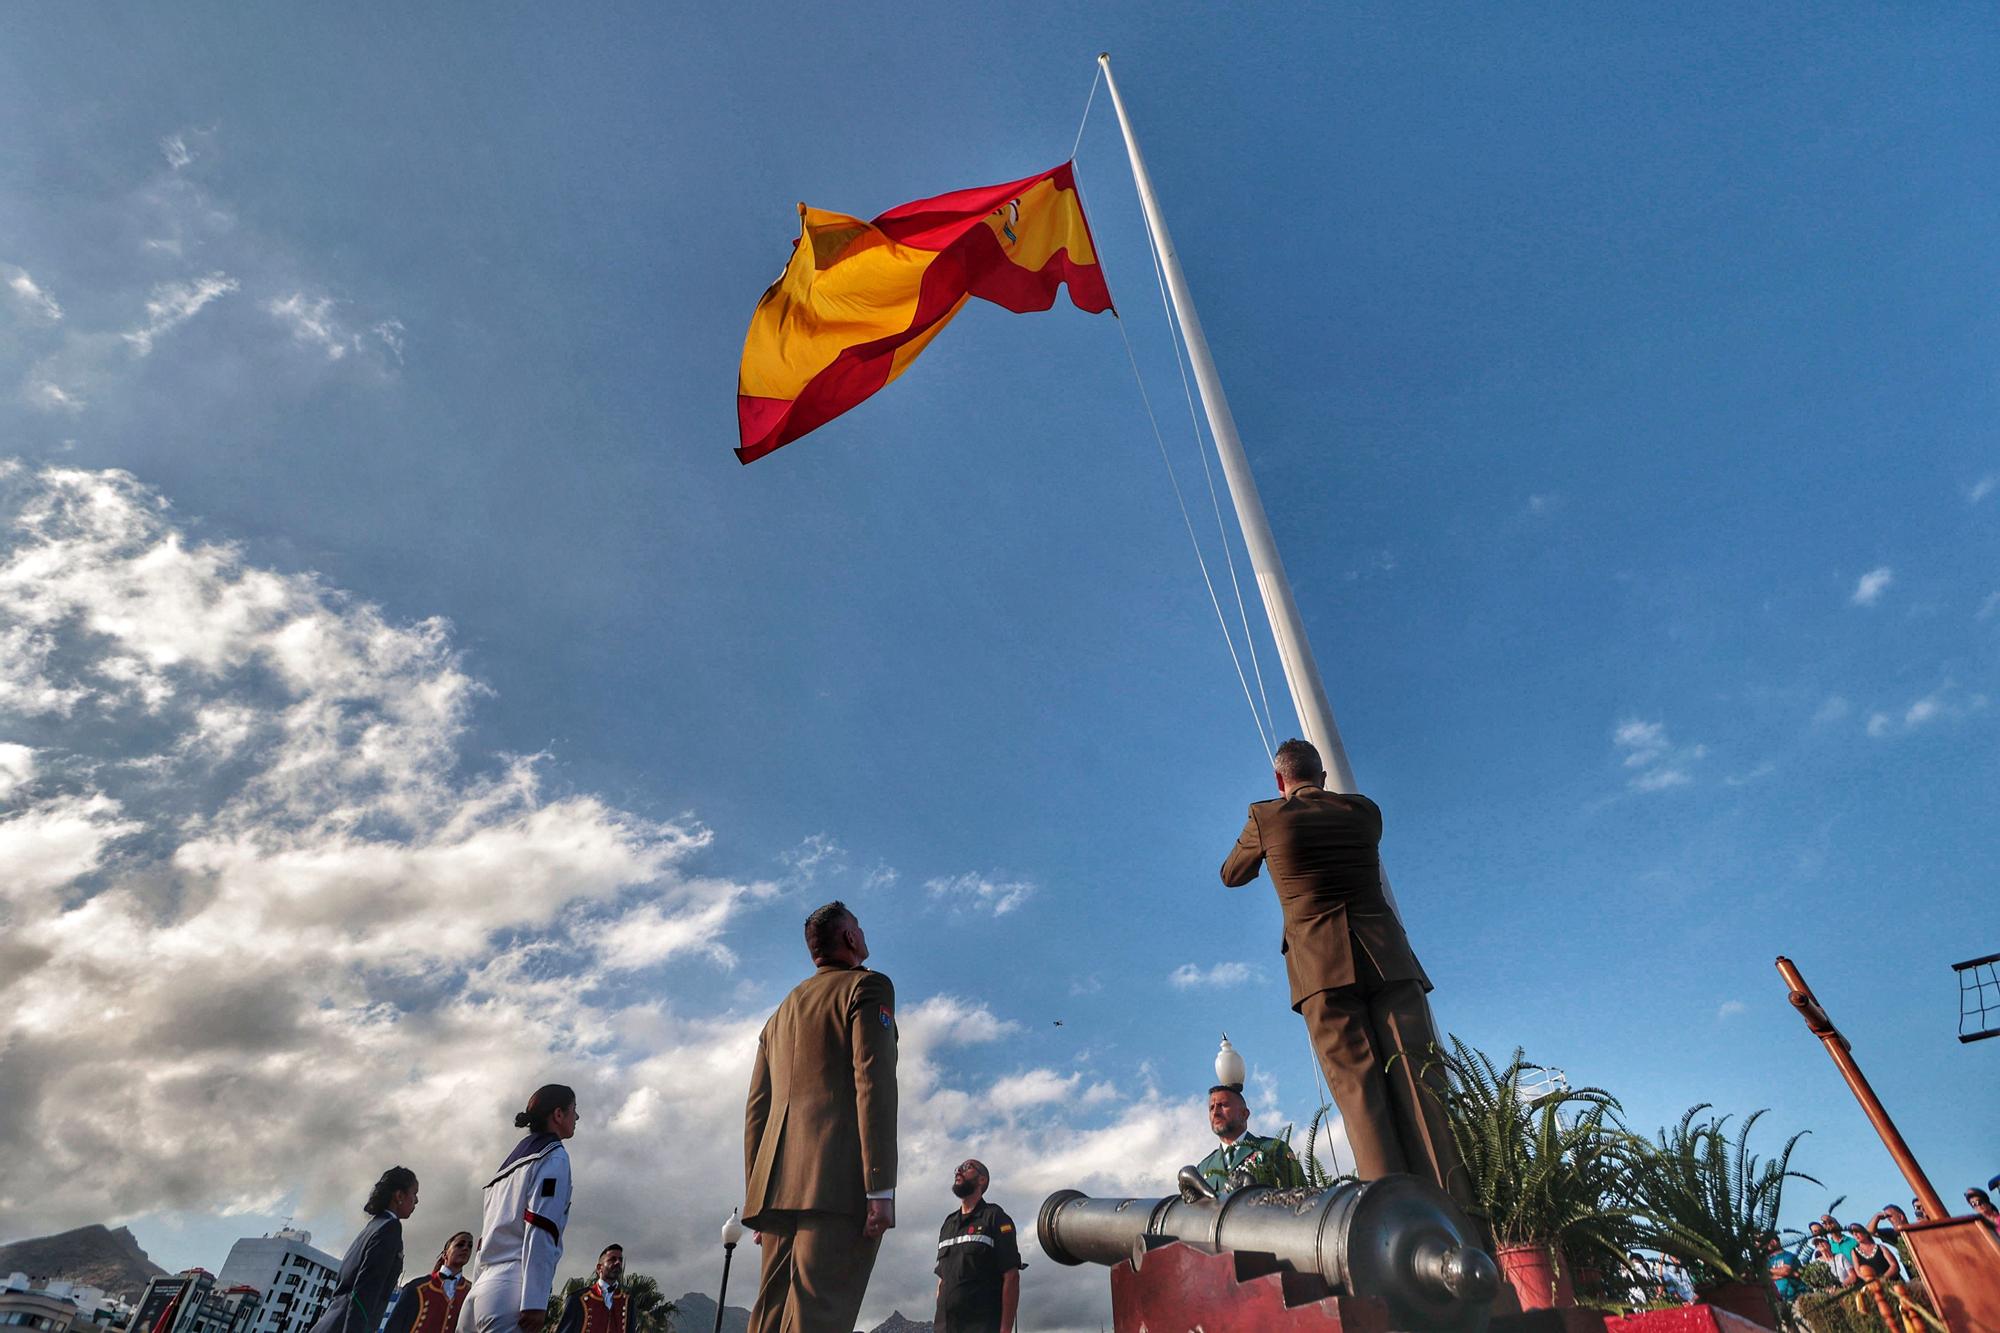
[1138, 218, 1282, 747]
[1076, 152, 1276, 758]
[1069, 62, 1104, 162]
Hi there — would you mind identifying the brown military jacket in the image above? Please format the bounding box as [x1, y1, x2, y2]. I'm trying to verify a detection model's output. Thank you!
[743, 962, 898, 1228]
[1221, 785, 1430, 1009]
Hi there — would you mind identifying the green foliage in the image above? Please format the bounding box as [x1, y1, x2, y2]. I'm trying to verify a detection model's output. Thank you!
[1625, 1105, 1819, 1287]
[1429, 1037, 1643, 1259]
[1281, 1105, 1359, 1191]
[546, 1275, 676, 1333]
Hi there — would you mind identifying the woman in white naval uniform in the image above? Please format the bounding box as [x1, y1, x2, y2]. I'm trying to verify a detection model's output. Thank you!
[457, 1084, 578, 1333]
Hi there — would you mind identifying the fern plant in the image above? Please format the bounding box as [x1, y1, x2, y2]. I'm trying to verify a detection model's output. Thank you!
[1626, 1105, 1819, 1288]
[1429, 1037, 1644, 1259]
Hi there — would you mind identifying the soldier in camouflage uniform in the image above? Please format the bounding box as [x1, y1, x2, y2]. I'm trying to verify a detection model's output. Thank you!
[1195, 1084, 1307, 1198]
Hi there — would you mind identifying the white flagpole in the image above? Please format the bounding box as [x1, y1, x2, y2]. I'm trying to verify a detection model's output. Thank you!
[1096, 52, 1353, 787]
[1097, 53, 1421, 930]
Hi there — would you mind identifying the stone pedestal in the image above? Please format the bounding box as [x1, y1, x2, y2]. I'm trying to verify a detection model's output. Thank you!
[1108, 1239, 1392, 1331]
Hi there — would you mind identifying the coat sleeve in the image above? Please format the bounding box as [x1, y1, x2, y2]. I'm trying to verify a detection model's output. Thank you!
[380, 1277, 423, 1333]
[350, 1219, 403, 1333]
[552, 1288, 583, 1333]
[1220, 808, 1264, 886]
[744, 1024, 772, 1194]
[850, 970, 899, 1196]
[519, 1151, 571, 1312]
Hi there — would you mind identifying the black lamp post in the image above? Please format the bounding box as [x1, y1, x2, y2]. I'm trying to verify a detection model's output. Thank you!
[713, 1207, 744, 1333]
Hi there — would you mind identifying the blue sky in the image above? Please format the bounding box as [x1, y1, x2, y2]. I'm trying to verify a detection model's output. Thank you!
[1, 5, 1994, 1328]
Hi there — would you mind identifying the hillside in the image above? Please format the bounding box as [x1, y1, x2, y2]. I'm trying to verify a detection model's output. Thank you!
[0, 1224, 167, 1301]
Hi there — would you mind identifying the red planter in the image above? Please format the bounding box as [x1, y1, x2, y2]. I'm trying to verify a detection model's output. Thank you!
[1694, 1280, 1774, 1329]
[1497, 1242, 1578, 1310]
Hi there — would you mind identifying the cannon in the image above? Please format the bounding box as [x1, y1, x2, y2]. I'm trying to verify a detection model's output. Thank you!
[1038, 1171, 1499, 1333]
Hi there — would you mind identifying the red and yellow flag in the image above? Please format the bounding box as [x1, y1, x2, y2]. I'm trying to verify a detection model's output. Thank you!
[736, 163, 1113, 463]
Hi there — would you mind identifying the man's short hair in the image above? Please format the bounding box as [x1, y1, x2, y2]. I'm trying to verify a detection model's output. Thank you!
[1207, 1085, 1246, 1102]
[804, 901, 852, 958]
[1273, 738, 1323, 783]
[599, 1244, 622, 1259]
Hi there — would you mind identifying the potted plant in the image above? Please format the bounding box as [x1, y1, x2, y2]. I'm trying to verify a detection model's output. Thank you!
[1626, 1105, 1819, 1329]
[1430, 1038, 1642, 1310]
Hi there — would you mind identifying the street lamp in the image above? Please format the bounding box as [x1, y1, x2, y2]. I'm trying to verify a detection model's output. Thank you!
[1215, 1034, 1245, 1090]
[713, 1208, 744, 1333]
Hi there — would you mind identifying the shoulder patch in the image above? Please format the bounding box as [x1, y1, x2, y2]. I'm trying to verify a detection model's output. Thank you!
[879, 1004, 893, 1027]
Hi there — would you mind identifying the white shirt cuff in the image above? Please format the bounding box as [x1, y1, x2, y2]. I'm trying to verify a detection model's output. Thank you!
[866, 1189, 894, 1200]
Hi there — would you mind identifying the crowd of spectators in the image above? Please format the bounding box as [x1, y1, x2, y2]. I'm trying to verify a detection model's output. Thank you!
[1758, 1182, 2000, 1330]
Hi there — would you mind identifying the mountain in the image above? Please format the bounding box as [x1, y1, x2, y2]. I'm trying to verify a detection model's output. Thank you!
[667, 1291, 749, 1333]
[868, 1315, 933, 1333]
[0, 1224, 168, 1300]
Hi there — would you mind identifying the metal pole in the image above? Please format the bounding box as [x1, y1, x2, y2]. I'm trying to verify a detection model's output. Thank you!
[712, 1244, 735, 1333]
[1096, 54, 1423, 935]
[1775, 955, 1949, 1220]
[1096, 52, 1354, 789]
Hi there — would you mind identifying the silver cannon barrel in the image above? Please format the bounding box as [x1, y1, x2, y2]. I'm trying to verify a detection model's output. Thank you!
[1038, 1173, 1498, 1333]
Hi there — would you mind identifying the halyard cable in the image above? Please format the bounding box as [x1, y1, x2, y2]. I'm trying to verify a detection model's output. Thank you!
[1074, 65, 1279, 753]
[1139, 216, 1282, 748]
[1073, 152, 1276, 760]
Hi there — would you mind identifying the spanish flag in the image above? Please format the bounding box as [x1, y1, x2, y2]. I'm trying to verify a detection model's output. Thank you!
[736, 163, 1113, 464]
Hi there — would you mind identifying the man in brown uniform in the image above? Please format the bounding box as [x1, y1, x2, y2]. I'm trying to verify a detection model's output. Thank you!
[1220, 739, 1466, 1204]
[743, 900, 898, 1332]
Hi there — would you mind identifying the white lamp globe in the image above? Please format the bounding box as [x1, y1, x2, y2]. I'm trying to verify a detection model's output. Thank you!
[721, 1206, 744, 1246]
[1215, 1034, 1245, 1089]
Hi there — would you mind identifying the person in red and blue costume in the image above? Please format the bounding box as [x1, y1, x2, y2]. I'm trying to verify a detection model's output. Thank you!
[551, 1247, 628, 1333]
[385, 1233, 472, 1333]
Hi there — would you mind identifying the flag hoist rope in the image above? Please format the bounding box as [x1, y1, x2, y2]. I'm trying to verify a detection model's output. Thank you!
[1092, 52, 1439, 1112]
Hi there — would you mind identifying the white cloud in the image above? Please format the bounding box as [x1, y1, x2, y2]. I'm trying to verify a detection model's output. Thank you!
[1169, 960, 1261, 989]
[1812, 695, 1851, 726]
[24, 378, 83, 413]
[1978, 592, 1999, 622]
[123, 272, 238, 355]
[1851, 566, 1894, 607]
[5, 265, 63, 321]
[1717, 1000, 1747, 1020]
[161, 134, 193, 170]
[1613, 719, 1668, 767]
[1865, 684, 1989, 739]
[1723, 761, 1776, 787]
[1525, 493, 1561, 516]
[0, 742, 34, 801]
[1612, 717, 1704, 792]
[266, 293, 348, 359]
[1969, 474, 1997, 505]
[0, 464, 1302, 1332]
[925, 870, 1036, 917]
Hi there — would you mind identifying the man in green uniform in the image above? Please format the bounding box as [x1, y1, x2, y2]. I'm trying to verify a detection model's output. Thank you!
[1195, 1085, 1307, 1198]
[934, 1159, 1023, 1333]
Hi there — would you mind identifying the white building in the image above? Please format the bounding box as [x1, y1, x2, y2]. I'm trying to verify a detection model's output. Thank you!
[216, 1232, 337, 1333]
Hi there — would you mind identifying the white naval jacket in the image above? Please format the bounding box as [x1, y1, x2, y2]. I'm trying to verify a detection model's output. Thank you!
[468, 1134, 572, 1315]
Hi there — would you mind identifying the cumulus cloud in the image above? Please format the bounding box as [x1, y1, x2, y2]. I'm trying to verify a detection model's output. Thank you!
[1851, 566, 1894, 607]
[925, 870, 1036, 917]
[0, 464, 1222, 1332]
[1169, 960, 1261, 989]
[5, 265, 63, 322]
[122, 272, 238, 355]
[1611, 717, 1704, 791]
